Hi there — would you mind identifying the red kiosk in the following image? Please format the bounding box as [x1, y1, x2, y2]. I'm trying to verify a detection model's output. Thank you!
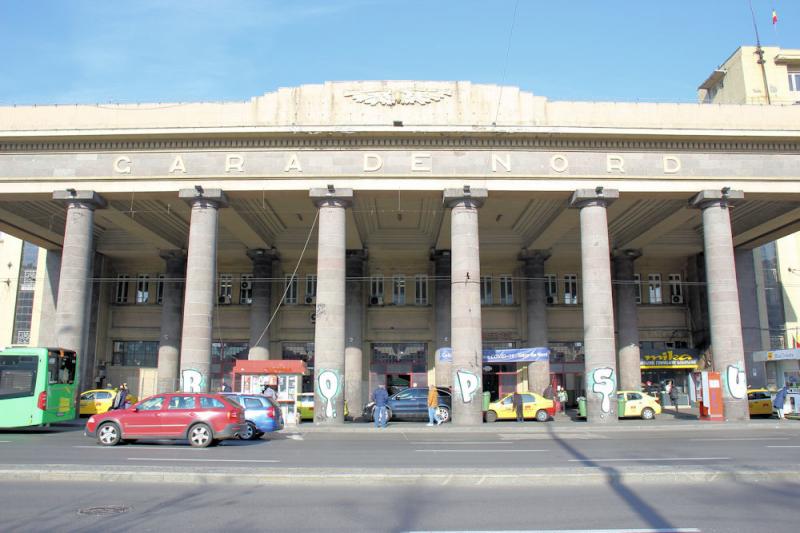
[231, 360, 307, 424]
[692, 370, 724, 421]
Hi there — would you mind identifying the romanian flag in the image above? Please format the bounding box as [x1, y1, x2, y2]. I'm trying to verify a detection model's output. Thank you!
[772, 10, 778, 25]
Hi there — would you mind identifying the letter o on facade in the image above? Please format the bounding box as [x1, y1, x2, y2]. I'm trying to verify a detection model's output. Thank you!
[550, 154, 569, 173]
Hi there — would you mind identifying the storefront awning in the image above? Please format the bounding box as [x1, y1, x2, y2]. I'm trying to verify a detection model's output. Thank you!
[436, 347, 549, 364]
[640, 350, 700, 370]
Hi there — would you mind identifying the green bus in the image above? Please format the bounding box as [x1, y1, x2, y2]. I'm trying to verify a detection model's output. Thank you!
[0, 347, 78, 428]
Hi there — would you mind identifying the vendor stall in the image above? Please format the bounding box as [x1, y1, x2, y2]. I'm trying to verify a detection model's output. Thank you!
[231, 360, 307, 424]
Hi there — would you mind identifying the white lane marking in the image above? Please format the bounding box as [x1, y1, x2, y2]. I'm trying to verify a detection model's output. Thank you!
[569, 457, 728, 463]
[416, 449, 546, 453]
[691, 437, 788, 441]
[286, 434, 304, 441]
[128, 458, 279, 463]
[406, 529, 701, 533]
[766, 445, 800, 448]
[73, 445, 206, 450]
[0, 440, 11, 443]
[410, 441, 512, 445]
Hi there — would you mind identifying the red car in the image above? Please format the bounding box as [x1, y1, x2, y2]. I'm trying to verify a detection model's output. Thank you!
[85, 393, 246, 448]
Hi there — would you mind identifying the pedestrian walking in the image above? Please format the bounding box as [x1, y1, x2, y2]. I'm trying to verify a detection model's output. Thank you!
[668, 381, 679, 412]
[372, 383, 389, 428]
[774, 385, 789, 420]
[427, 386, 440, 426]
[111, 383, 129, 410]
[219, 382, 232, 392]
[557, 386, 568, 414]
[543, 384, 554, 401]
[512, 392, 524, 422]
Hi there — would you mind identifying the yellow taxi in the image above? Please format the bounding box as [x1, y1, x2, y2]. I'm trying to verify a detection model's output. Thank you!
[747, 388, 773, 417]
[485, 392, 555, 422]
[296, 392, 348, 421]
[79, 389, 138, 416]
[617, 390, 662, 419]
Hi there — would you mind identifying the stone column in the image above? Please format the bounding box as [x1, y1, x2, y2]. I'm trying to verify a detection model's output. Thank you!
[178, 188, 227, 393]
[432, 250, 452, 389]
[521, 249, 551, 395]
[444, 187, 487, 426]
[345, 249, 367, 418]
[156, 250, 186, 393]
[52, 190, 106, 398]
[247, 248, 277, 360]
[690, 189, 749, 421]
[310, 187, 353, 425]
[613, 250, 642, 392]
[736, 249, 767, 388]
[570, 188, 619, 424]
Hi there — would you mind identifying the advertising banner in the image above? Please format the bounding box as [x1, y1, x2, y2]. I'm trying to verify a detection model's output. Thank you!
[436, 347, 550, 364]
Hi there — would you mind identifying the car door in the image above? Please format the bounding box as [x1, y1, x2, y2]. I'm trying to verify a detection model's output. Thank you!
[120, 395, 166, 437]
[389, 389, 416, 419]
[521, 394, 537, 419]
[95, 391, 114, 413]
[625, 392, 643, 417]
[497, 395, 514, 419]
[79, 392, 95, 415]
[158, 395, 198, 436]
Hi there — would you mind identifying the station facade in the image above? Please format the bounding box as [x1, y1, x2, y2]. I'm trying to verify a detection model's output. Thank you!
[2, 79, 800, 424]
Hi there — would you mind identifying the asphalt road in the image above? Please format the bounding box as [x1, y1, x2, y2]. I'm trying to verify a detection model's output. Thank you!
[2, 479, 798, 532]
[1, 419, 798, 471]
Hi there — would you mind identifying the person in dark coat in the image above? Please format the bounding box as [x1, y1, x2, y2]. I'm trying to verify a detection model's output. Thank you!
[668, 381, 679, 412]
[512, 392, 524, 422]
[111, 383, 129, 410]
[773, 385, 789, 420]
[372, 384, 389, 428]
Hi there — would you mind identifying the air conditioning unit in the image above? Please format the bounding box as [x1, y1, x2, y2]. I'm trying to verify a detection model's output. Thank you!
[370, 296, 384, 306]
[241, 280, 253, 291]
[671, 294, 684, 304]
[305, 295, 316, 305]
[546, 295, 556, 305]
[218, 295, 232, 305]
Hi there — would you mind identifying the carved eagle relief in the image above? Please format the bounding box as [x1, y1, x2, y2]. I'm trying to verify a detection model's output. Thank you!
[343, 88, 453, 106]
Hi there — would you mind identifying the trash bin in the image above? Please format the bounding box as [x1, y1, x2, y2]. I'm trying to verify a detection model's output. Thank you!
[617, 394, 626, 417]
[482, 391, 491, 412]
[577, 396, 586, 418]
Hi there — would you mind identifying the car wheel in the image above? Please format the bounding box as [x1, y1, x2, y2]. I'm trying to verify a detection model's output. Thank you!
[535, 409, 549, 422]
[188, 423, 214, 448]
[435, 406, 450, 424]
[97, 422, 121, 446]
[485, 410, 498, 423]
[641, 407, 655, 420]
[239, 421, 257, 440]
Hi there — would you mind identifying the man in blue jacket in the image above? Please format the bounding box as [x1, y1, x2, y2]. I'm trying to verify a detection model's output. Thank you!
[773, 385, 789, 420]
[372, 384, 389, 428]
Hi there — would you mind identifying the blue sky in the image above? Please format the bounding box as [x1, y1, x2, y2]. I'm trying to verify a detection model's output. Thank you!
[1, 1, 798, 105]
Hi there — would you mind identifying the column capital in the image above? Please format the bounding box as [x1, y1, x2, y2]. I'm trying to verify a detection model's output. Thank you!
[612, 249, 642, 262]
[310, 186, 353, 208]
[519, 248, 551, 264]
[52, 190, 107, 209]
[179, 187, 228, 208]
[443, 186, 487, 209]
[247, 247, 279, 264]
[689, 188, 744, 210]
[569, 187, 619, 209]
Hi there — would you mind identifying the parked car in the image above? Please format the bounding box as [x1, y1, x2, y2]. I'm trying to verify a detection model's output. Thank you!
[748, 388, 774, 417]
[362, 387, 451, 423]
[296, 392, 349, 421]
[79, 389, 138, 416]
[617, 390, 662, 419]
[84, 393, 245, 448]
[220, 392, 283, 439]
[485, 392, 555, 422]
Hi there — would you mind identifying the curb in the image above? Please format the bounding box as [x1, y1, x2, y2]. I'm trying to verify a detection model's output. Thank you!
[3, 466, 798, 487]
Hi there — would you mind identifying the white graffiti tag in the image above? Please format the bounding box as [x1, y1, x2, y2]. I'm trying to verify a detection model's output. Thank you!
[455, 370, 480, 403]
[181, 369, 203, 393]
[591, 367, 615, 414]
[726, 364, 747, 399]
[317, 370, 340, 418]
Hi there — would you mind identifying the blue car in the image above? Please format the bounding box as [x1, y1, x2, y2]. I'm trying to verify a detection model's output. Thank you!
[221, 393, 284, 440]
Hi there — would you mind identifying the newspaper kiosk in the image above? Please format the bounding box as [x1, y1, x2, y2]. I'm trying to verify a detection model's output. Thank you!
[231, 360, 307, 424]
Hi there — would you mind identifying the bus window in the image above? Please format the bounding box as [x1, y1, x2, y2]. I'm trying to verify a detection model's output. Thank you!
[48, 350, 76, 385]
[0, 356, 38, 399]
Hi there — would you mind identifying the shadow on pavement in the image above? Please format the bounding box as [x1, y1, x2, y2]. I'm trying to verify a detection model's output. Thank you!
[0, 418, 85, 435]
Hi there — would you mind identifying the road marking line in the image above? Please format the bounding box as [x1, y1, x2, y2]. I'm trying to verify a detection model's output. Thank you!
[691, 437, 788, 441]
[406, 529, 701, 532]
[286, 434, 304, 441]
[410, 441, 512, 445]
[766, 445, 800, 448]
[128, 458, 279, 463]
[569, 457, 728, 463]
[0, 441, 11, 443]
[415, 449, 547, 453]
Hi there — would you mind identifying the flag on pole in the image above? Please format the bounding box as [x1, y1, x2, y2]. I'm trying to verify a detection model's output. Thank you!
[772, 10, 778, 25]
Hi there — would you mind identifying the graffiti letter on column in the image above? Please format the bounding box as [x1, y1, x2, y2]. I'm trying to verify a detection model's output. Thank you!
[318, 369, 340, 418]
[181, 369, 203, 393]
[455, 370, 479, 403]
[726, 364, 747, 399]
[591, 367, 615, 413]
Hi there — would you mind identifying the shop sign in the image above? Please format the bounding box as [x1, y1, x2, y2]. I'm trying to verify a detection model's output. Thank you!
[436, 347, 549, 364]
[752, 348, 800, 362]
[640, 350, 699, 369]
